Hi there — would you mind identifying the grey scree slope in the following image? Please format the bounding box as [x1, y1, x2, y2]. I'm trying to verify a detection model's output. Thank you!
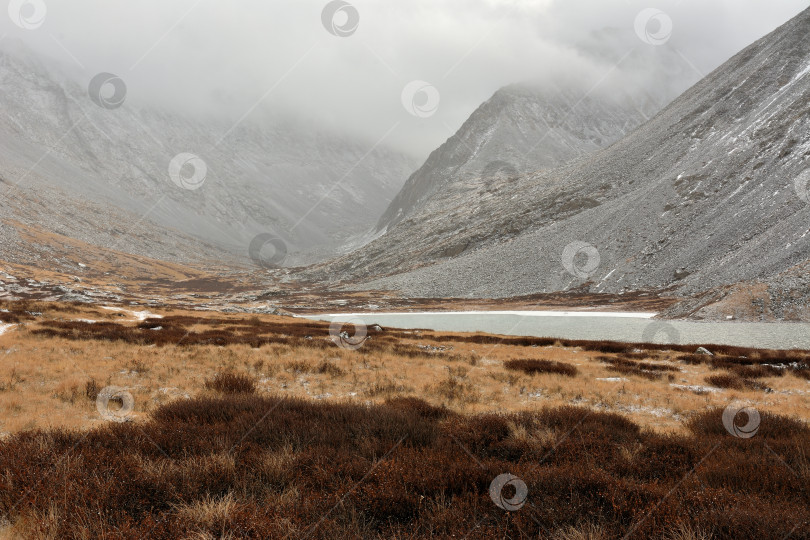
[307, 7, 810, 311]
[375, 83, 667, 233]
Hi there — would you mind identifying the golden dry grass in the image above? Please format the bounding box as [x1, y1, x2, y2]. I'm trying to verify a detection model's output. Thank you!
[0, 301, 807, 436]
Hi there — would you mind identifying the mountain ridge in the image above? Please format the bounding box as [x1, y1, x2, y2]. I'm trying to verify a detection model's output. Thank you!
[305, 6, 810, 320]
[376, 82, 666, 232]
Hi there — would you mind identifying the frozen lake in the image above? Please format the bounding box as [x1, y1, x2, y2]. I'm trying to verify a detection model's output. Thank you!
[298, 311, 810, 350]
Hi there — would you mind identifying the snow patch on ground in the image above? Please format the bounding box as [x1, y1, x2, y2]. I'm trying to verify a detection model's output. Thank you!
[570, 398, 681, 420]
[101, 306, 163, 321]
[0, 323, 15, 336]
[306, 310, 658, 319]
[670, 383, 723, 394]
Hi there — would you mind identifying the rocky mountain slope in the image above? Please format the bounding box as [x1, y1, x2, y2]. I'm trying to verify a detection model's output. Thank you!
[309, 6, 810, 319]
[0, 42, 418, 267]
[377, 83, 664, 232]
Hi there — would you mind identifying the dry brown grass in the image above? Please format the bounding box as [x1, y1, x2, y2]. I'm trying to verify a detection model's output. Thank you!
[0, 300, 809, 538]
[0, 396, 806, 538]
[0, 300, 808, 436]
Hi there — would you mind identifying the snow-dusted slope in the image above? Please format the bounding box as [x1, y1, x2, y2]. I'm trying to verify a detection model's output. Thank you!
[377, 83, 664, 231]
[0, 42, 418, 265]
[310, 6, 810, 317]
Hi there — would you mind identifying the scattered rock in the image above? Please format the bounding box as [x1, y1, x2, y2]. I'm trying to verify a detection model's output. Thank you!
[417, 344, 452, 353]
[674, 268, 691, 280]
[695, 347, 713, 355]
[670, 383, 723, 394]
[259, 288, 289, 299]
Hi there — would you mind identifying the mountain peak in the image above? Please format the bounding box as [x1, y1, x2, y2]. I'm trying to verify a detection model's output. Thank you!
[375, 80, 666, 232]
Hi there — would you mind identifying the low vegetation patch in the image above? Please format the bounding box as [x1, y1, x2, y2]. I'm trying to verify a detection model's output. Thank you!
[433, 333, 810, 364]
[597, 355, 679, 381]
[0, 398, 807, 538]
[724, 364, 784, 379]
[204, 371, 257, 394]
[704, 373, 768, 391]
[315, 360, 345, 377]
[679, 352, 810, 381]
[705, 373, 748, 390]
[429, 374, 480, 404]
[504, 358, 578, 377]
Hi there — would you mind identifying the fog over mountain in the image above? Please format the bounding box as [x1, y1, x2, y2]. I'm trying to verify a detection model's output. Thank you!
[0, 41, 420, 268]
[4, 0, 808, 158]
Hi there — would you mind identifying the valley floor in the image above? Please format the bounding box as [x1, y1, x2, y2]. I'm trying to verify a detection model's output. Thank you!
[0, 300, 808, 537]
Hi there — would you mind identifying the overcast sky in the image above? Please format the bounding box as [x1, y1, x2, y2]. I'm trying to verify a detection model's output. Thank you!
[3, 0, 809, 158]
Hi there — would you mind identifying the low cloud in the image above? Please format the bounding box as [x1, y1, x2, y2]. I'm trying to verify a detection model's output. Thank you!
[3, 0, 808, 157]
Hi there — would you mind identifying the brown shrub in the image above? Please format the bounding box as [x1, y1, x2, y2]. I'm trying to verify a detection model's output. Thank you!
[366, 378, 411, 398]
[0, 397, 807, 538]
[384, 397, 449, 420]
[429, 332, 810, 366]
[204, 372, 257, 395]
[85, 378, 100, 401]
[705, 373, 746, 390]
[597, 356, 677, 381]
[504, 359, 578, 377]
[285, 360, 313, 373]
[728, 364, 784, 379]
[686, 407, 810, 439]
[793, 370, 810, 380]
[677, 354, 706, 365]
[790, 365, 810, 380]
[315, 361, 345, 377]
[704, 373, 767, 391]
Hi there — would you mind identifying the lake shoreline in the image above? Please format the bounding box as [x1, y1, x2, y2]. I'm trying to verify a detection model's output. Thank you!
[298, 311, 810, 350]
